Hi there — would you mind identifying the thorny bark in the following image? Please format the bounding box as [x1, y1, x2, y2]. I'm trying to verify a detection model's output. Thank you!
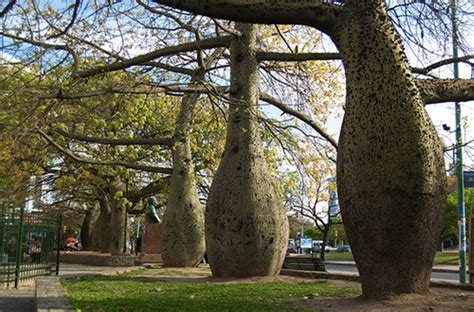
[161, 71, 206, 267]
[333, 0, 446, 298]
[205, 24, 289, 277]
[153, 0, 450, 298]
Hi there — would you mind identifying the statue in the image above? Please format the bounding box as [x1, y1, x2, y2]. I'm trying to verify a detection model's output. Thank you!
[139, 196, 163, 263]
[145, 196, 161, 224]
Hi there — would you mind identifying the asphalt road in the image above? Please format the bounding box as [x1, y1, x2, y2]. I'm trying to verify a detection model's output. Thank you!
[325, 263, 459, 283]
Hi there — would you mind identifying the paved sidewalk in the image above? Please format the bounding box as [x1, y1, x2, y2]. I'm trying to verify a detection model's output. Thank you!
[57, 263, 140, 277]
[36, 276, 74, 312]
[0, 287, 35, 312]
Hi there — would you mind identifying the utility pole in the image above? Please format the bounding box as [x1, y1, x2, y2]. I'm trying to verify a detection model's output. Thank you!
[451, 0, 467, 284]
[469, 65, 474, 284]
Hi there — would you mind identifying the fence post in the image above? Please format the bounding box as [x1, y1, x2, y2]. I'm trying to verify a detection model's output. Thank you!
[55, 214, 62, 275]
[15, 206, 25, 289]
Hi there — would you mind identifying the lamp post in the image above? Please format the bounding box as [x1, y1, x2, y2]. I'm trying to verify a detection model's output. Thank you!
[451, 0, 467, 284]
[469, 64, 474, 284]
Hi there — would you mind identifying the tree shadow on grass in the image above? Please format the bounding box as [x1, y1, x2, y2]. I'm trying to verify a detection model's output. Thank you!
[63, 275, 212, 284]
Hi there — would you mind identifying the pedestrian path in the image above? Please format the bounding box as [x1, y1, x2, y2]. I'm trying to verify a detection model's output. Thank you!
[57, 263, 139, 277]
[0, 287, 35, 312]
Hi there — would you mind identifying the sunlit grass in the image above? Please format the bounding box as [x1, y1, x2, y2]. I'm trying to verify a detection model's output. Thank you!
[62, 270, 360, 311]
[434, 251, 462, 265]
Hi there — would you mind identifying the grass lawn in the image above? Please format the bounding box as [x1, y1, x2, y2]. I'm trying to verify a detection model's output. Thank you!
[62, 269, 360, 311]
[434, 251, 461, 265]
[323, 250, 463, 265]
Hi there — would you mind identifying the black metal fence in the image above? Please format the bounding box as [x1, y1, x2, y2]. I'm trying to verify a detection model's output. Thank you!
[0, 205, 61, 288]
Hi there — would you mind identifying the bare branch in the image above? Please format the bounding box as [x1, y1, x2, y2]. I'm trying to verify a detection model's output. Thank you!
[40, 85, 212, 100]
[47, 0, 81, 39]
[212, 19, 241, 36]
[58, 31, 195, 76]
[0, 32, 79, 75]
[76, 36, 232, 78]
[260, 93, 338, 149]
[0, 0, 16, 18]
[36, 128, 172, 174]
[412, 55, 474, 76]
[54, 129, 172, 147]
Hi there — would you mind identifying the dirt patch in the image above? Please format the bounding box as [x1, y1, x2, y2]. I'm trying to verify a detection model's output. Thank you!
[139, 267, 316, 284]
[289, 285, 474, 311]
[209, 274, 318, 284]
[290, 293, 474, 311]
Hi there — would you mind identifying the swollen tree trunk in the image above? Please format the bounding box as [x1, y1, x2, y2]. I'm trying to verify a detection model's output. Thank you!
[80, 203, 99, 251]
[205, 24, 289, 277]
[109, 176, 127, 255]
[333, 1, 446, 298]
[94, 195, 112, 253]
[161, 72, 205, 267]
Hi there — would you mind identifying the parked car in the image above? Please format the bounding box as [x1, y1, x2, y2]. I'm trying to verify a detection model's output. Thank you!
[312, 240, 330, 253]
[287, 239, 297, 253]
[336, 245, 351, 252]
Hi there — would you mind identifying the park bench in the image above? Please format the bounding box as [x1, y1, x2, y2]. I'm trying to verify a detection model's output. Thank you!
[282, 255, 326, 272]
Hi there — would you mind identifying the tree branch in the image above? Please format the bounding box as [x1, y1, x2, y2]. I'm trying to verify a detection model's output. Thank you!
[151, 0, 343, 34]
[54, 129, 172, 147]
[47, 0, 81, 39]
[417, 79, 474, 104]
[36, 128, 173, 174]
[257, 51, 341, 62]
[0, 0, 16, 18]
[75, 36, 232, 78]
[0, 32, 79, 75]
[412, 55, 474, 76]
[39, 85, 213, 100]
[59, 31, 195, 76]
[126, 179, 169, 204]
[259, 93, 338, 149]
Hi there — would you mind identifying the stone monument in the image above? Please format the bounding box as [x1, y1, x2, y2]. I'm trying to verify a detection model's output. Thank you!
[139, 197, 163, 263]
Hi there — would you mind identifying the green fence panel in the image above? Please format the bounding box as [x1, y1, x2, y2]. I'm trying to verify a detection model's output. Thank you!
[0, 206, 61, 288]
